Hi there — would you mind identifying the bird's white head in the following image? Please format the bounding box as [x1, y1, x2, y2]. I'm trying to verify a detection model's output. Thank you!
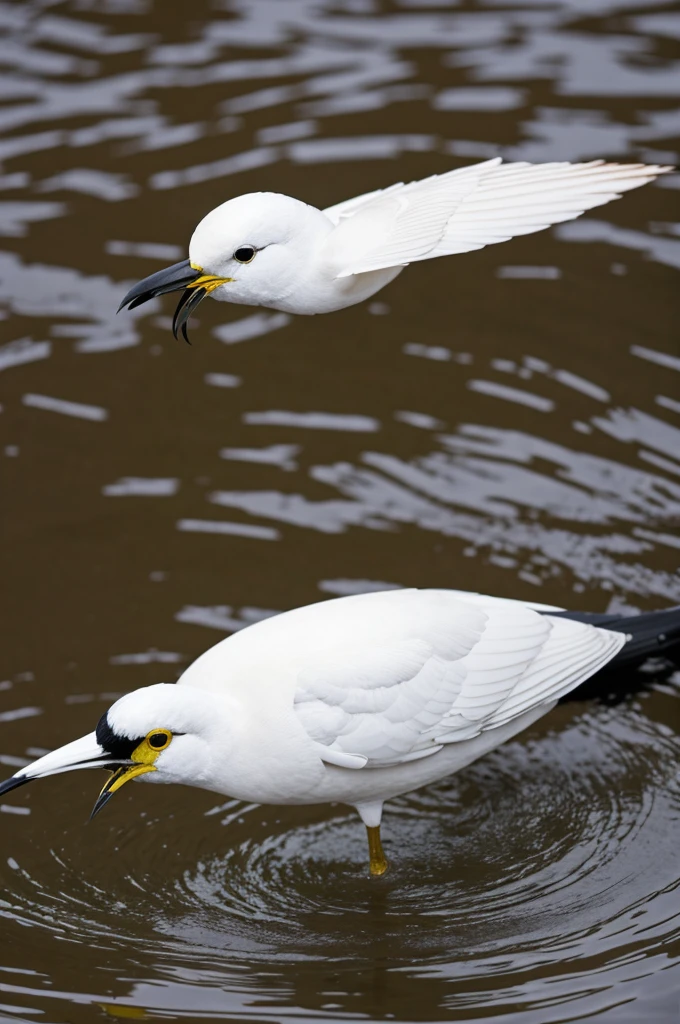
[0, 684, 229, 818]
[117, 191, 334, 339]
[189, 191, 333, 311]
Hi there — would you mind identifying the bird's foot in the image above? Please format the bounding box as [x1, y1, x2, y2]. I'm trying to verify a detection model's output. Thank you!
[369, 854, 389, 877]
[366, 824, 389, 877]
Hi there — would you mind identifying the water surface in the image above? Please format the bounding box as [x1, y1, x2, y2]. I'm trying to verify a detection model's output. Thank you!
[0, 1, 679, 1021]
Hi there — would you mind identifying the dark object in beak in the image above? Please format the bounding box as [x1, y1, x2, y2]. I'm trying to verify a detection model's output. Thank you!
[172, 287, 207, 345]
[117, 259, 230, 345]
[117, 258, 201, 314]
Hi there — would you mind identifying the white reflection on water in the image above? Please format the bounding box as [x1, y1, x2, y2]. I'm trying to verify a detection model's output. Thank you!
[243, 411, 381, 431]
[213, 312, 291, 344]
[0, 252, 145, 352]
[102, 477, 180, 496]
[207, 414, 680, 599]
[467, 379, 556, 411]
[21, 393, 108, 422]
[176, 518, 280, 540]
[0, 201, 65, 236]
[558, 219, 680, 270]
[175, 604, 278, 631]
[219, 443, 300, 468]
[0, 339, 51, 372]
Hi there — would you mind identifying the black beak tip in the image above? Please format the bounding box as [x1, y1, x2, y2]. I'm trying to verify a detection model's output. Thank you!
[0, 774, 30, 798]
[89, 790, 113, 822]
[116, 258, 198, 317]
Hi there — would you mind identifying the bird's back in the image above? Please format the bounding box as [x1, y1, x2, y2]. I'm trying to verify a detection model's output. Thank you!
[177, 590, 625, 770]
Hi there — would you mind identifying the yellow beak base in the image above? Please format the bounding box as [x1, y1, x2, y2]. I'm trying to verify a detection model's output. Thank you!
[187, 265, 233, 295]
[90, 738, 161, 820]
[172, 266, 233, 345]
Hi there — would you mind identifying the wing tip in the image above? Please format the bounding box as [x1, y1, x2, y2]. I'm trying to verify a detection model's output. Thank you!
[317, 744, 368, 769]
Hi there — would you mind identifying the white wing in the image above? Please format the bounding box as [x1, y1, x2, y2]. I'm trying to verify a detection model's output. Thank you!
[321, 159, 672, 278]
[323, 181, 406, 225]
[428, 588, 564, 613]
[293, 590, 625, 769]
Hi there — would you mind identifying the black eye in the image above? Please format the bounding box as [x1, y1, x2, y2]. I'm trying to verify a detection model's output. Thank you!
[148, 731, 170, 750]
[233, 246, 255, 264]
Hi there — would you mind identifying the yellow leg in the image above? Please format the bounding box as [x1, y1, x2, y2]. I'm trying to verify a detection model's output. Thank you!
[366, 824, 388, 877]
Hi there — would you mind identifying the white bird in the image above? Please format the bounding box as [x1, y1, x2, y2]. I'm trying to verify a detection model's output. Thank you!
[117, 157, 672, 341]
[1, 590, 678, 876]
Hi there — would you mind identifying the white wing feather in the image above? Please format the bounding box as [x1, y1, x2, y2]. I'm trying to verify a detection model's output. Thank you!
[427, 588, 564, 613]
[323, 180, 406, 224]
[322, 159, 672, 278]
[293, 591, 626, 769]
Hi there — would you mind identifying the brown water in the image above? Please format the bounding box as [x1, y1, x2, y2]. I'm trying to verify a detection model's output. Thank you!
[1, 1, 679, 1021]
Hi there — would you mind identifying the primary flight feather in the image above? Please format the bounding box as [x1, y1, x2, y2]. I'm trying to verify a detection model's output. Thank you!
[117, 157, 672, 341]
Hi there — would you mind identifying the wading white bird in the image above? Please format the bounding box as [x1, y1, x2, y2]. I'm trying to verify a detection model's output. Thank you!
[117, 158, 672, 341]
[1, 590, 678, 876]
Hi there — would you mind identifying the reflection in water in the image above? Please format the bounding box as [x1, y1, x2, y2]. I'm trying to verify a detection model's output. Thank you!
[208, 413, 680, 599]
[22, 392, 109, 421]
[0, 0, 678, 1021]
[558, 218, 680, 270]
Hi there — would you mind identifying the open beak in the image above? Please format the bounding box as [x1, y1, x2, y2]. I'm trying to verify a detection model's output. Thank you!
[117, 258, 232, 344]
[0, 732, 156, 821]
[88, 760, 156, 820]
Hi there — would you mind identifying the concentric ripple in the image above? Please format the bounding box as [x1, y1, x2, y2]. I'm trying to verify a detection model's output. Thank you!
[2, 687, 678, 1020]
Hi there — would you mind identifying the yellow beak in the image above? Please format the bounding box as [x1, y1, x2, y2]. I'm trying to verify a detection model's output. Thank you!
[186, 264, 232, 295]
[90, 738, 160, 819]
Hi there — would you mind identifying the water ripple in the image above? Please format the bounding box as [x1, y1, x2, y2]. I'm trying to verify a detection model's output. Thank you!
[1, 692, 678, 1021]
[0, 0, 678, 1019]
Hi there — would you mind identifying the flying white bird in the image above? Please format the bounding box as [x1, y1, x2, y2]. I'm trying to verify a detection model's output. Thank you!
[1, 590, 678, 876]
[117, 157, 672, 341]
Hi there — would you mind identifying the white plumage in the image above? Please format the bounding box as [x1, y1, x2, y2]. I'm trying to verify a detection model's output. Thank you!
[324, 158, 669, 275]
[180, 589, 624, 774]
[118, 158, 672, 331]
[0, 588, 638, 874]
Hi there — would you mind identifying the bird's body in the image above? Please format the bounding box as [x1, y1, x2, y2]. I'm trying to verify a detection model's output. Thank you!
[173, 589, 620, 810]
[117, 157, 672, 337]
[2, 589, 678, 875]
[186, 191, 405, 315]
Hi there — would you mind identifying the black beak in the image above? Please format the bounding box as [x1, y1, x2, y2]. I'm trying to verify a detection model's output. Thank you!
[117, 258, 201, 313]
[0, 774, 31, 798]
[0, 729, 131, 814]
[117, 259, 230, 345]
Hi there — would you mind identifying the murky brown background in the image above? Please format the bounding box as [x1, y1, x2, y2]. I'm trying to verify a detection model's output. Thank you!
[0, 0, 679, 1021]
